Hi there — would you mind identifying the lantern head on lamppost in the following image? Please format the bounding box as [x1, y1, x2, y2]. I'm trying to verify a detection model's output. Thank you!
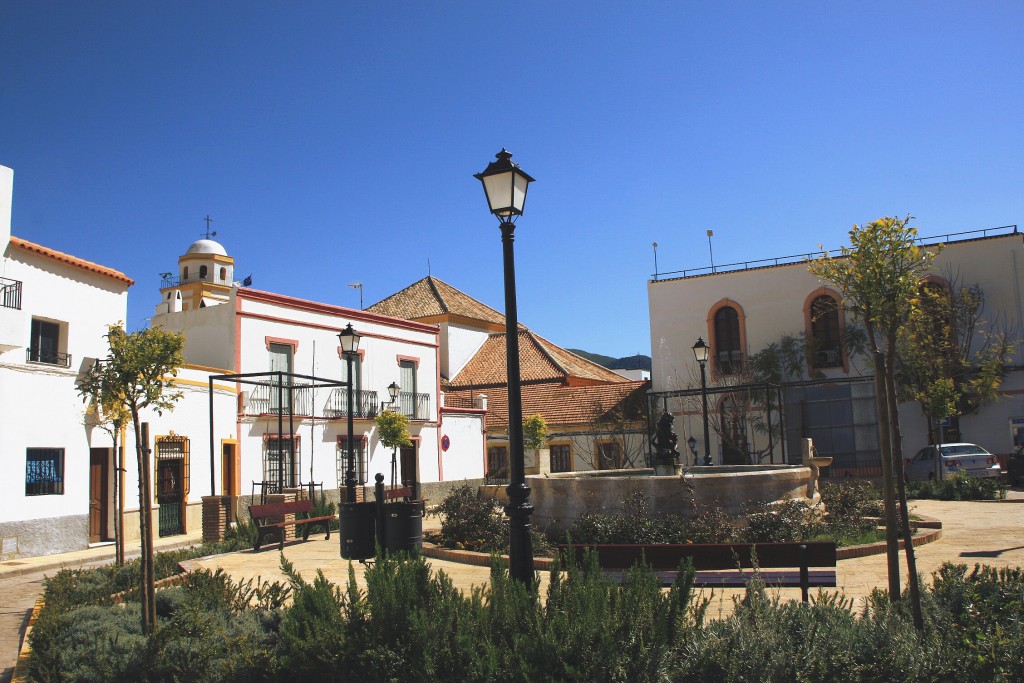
[475, 149, 535, 584]
[338, 323, 361, 501]
[379, 381, 400, 413]
[474, 148, 535, 222]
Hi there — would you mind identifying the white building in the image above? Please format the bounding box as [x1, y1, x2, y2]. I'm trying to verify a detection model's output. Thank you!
[648, 227, 1024, 475]
[0, 165, 135, 557]
[152, 240, 485, 513]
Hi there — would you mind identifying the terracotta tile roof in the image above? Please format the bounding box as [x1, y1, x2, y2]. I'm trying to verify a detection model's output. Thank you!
[446, 380, 650, 429]
[367, 276, 507, 326]
[447, 330, 627, 388]
[9, 236, 134, 285]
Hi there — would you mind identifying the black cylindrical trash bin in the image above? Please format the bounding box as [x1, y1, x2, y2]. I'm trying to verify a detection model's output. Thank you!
[382, 501, 423, 553]
[339, 501, 377, 560]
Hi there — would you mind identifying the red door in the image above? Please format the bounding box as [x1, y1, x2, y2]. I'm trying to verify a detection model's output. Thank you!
[89, 448, 109, 542]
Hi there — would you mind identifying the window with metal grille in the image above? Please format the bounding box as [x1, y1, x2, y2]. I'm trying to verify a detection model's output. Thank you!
[264, 435, 300, 491]
[550, 444, 572, 473]
[336, 436, 367, 486]
[26, 448, 64, 495]
[154, 435, 190, 500]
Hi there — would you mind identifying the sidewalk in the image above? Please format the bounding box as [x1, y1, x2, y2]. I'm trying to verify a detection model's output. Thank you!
[0, 531, 204, 579]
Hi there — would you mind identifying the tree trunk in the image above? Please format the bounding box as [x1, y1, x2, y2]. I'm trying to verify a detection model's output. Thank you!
[886, 344, 924, 630]
[873, 350, 902, 602]
[140, 421, 156, 632]
[112, 433, 122, 567]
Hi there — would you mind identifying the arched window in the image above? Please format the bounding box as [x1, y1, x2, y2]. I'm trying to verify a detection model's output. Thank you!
[810, 295, 841, 368]
[219, 267, 227, 281]
[199, 265, 208, 279]
[713, 306, 742, 375]
[183, 266, 189, 280]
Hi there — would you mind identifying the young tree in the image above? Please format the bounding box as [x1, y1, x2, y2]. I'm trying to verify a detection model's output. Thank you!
[808, 216, 934, 627]
[897, 276, 1016, 448]
[522, 414, 549, 451]
[375, 409, 412, 489]
[77, 324, 184, 634]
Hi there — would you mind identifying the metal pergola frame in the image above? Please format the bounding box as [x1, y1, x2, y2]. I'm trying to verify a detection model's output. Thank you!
[206, 371, 350, 497]
[646, 381, 785, 466]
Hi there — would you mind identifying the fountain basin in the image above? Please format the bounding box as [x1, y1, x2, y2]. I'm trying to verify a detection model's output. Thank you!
[527, 465, 817, 535]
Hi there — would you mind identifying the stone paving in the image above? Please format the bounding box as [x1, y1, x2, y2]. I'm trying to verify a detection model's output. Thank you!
[184, 495, 1024, 613]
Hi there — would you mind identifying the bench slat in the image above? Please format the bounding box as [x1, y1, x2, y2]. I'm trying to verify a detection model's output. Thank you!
[250, 499, 315, 519]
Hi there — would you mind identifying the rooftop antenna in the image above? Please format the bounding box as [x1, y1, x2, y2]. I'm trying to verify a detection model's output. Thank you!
[427, 258, 431, 277]
[707, 229, 715, 273]
[652, 242, 659, 280]
[202, 215, 217, 240]
[348, 282, 363, 310]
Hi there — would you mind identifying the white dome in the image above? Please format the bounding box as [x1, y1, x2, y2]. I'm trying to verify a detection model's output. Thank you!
[185, 239, 227, 256]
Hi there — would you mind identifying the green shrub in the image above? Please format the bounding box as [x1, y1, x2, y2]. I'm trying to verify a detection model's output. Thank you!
[907, 470, 1005, 500]
[435, 484, 509, 552]
[740, 498, 822, 543]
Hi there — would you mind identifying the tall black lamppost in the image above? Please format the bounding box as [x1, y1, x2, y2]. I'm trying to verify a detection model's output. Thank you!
[692, 337, 713, 466]
[338, 323, 361, 502]
[475, 149, 536, 584]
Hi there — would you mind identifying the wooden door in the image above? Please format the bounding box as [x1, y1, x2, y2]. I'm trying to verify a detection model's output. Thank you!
[399, 445, 419, 499]
[88, 448, 109, 543]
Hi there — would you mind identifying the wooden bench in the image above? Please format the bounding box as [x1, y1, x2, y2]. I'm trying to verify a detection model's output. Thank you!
[249, 499, 333, 551]
[560, 542, 837, 602]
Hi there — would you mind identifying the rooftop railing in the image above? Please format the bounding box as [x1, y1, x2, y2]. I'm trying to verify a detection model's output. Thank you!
[653, 224, 1019, 280]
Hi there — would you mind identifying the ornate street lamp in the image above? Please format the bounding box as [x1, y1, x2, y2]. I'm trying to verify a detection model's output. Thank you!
[475, 149, 535, 584]
[379, 381, 400, 413]
[338, 323, 361, 502]
[687, 435, 698, 467]
[692, 337, 713, 466]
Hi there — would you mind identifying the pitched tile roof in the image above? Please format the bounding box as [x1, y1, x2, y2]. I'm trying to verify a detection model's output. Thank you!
[446, 380, 650, 429]
[9, 236, 134, 285]
[447, 329, 627, 388]
[367, 276, 507, 327]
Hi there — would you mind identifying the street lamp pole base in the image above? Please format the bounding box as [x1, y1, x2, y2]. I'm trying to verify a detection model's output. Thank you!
[506, 481, 535, 583]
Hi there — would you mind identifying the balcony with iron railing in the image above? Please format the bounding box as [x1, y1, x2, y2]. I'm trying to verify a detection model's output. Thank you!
[161, 273, 222, 288]
[398, 391, 432, 421]
[323, 388, 379, 419]
[1, 277, 22, 310]
[813, 347, 842, 369]
[26, 347, 71, 368]
[246, 381, 314, 416]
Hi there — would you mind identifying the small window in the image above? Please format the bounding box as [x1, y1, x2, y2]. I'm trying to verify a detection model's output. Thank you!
[550, 444, 572, 473]
[183, 266, 189, 280]
[26, 448, 64, 495]
[337, 436, 367, 485]
[487, 446, 509, 482]
[199, 265, 208, 279]
[29, 318, 68, 367]
[264, 436, 300, 492]
[596, 442, 623, 470]
[219, 267, 227, 281]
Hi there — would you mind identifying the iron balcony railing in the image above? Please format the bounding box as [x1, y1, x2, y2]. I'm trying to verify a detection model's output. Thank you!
[398, 391, 431, 420]
[247, 381, 313, 416]
[1, 277, 22, 310]
[161, 273, 221, 288]
[814, 347, 842, 368]
[26, 348, 71, 368]
[324, 388, 379, 419]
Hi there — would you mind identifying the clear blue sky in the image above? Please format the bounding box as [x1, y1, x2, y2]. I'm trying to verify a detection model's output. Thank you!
[2, 2, 1022, 359]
